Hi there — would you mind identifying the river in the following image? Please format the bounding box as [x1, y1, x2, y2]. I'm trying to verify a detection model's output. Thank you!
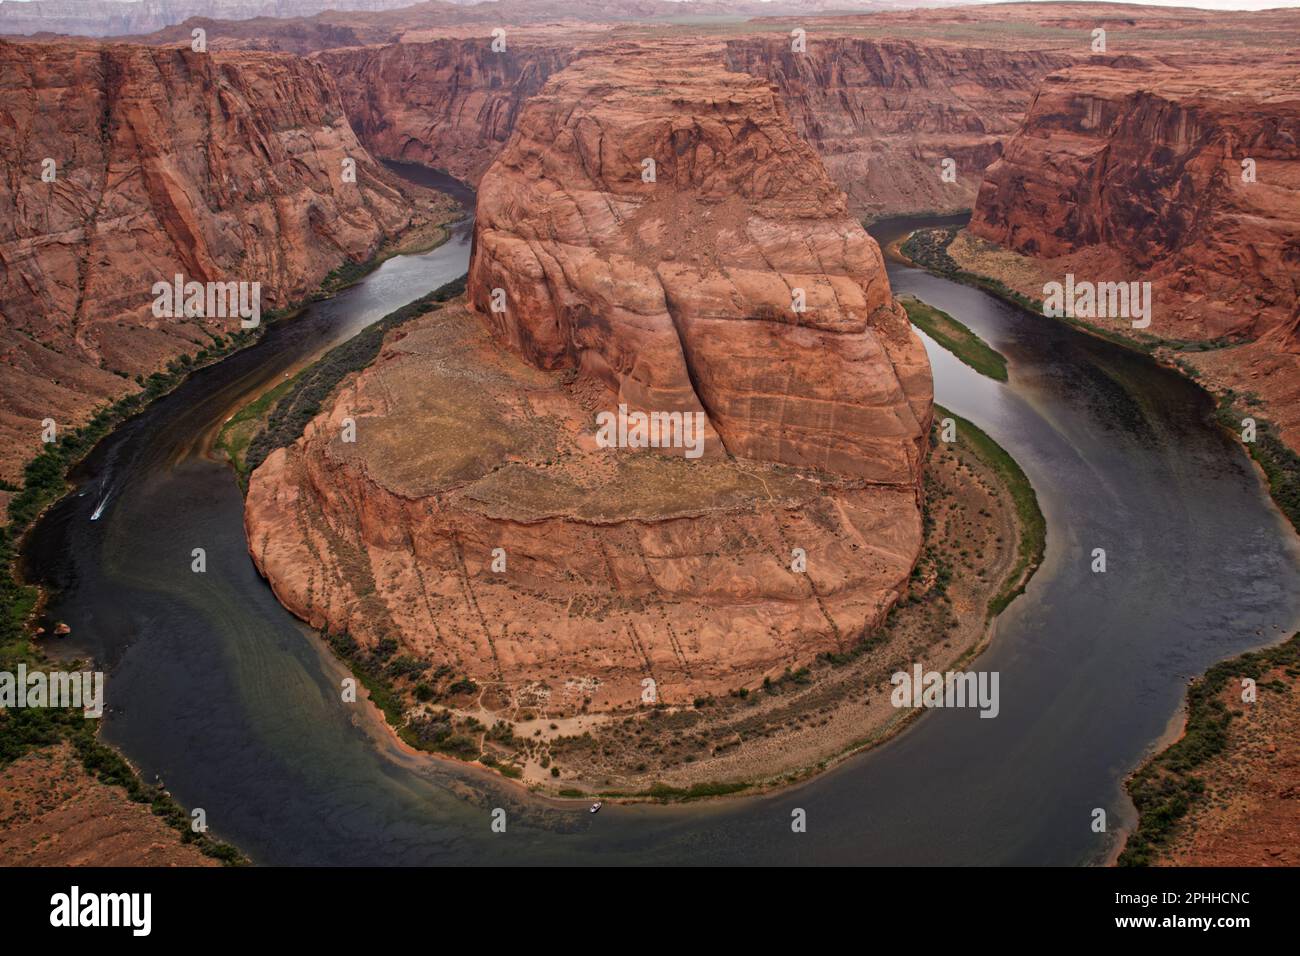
[21, 198, 1300, 865]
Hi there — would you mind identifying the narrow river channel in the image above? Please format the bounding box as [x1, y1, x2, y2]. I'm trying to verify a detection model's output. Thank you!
[21, 197, 1300, 864]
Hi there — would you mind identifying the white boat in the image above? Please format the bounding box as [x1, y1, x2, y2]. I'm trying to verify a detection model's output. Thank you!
[589, 801, 602, 814]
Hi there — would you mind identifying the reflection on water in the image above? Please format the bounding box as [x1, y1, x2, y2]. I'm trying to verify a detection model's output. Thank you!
[20, 209, 1300, 865]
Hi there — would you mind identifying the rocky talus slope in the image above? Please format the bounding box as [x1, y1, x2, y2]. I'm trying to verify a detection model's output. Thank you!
[0, 40, 421, 486]
[245, 48, 932, 712]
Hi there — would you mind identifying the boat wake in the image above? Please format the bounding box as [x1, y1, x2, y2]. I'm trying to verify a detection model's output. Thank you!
[90, 485, 112, 521]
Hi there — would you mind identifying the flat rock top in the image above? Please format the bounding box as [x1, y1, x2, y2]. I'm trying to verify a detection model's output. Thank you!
[1037, 63, 1300, 106]
[326, 300, 823, 522]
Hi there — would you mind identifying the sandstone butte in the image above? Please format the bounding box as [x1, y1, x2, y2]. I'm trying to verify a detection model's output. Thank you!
[244, 47, 934, 713]
[969, 62, 1300, 445]
[0, 39, 423, 490]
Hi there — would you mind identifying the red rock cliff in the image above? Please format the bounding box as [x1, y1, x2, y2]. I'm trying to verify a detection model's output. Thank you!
[468, 46, 932, 484]
[316, 39, 578, 185]
[0, 39, 417, 486]
[723, 37, 1074, 217]
[971, 64, 1300, 343]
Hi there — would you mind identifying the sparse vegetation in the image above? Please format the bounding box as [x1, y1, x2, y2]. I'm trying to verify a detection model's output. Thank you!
[1120, 632, 1300, 866]
[933, 404, 1045, 617]
[1215, 393, 1300, 532]
[237, 276, 467, 479]
[321, 626, 503, 763]
[901, 226, 1046, 318]
[641, 780, 750, 801]
[902, 227, 1177, 354]
[217, 375, 296, 482]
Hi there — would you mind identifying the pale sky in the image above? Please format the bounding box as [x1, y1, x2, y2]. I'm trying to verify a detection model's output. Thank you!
[2, 0, 1299, 8]
[1010, 1, 1300, 9]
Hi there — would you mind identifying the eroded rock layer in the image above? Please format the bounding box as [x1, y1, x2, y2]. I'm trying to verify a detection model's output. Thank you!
[0, 39, 418, 484]
[468, 47, 932, 483]
[971, 64, 1300, 343]
[723, 37, 1073, 217]
[316, 39, 578, 185]
[317, 34, 1072, 215]
[247, 49, 932, 711]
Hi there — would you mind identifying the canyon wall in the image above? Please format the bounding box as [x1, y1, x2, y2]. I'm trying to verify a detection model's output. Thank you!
[723, 37, 1074, 217]
[318, 35, 1072, 214]
[971, 64, 1300, 343]
[246, 48, 932, 711]
[316, 40, 578, 184]
[0, 39, 418, 486]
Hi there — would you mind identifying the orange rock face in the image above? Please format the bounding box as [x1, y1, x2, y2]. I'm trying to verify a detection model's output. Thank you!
[246, 48, 932, 713]
[971, 64, 1300, 344]
[468, 47, 932, 483]
[0, 39, 417, 484]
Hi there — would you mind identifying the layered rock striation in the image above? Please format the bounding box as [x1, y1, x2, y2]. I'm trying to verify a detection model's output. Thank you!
[723, 37, 1073, 217]
[468, 47, 932, 482]
[0, 39, 420, 485]
[317, 34, 1073, 216]
[971, 64, 1300, 344]
[316, 39, 578, 185]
